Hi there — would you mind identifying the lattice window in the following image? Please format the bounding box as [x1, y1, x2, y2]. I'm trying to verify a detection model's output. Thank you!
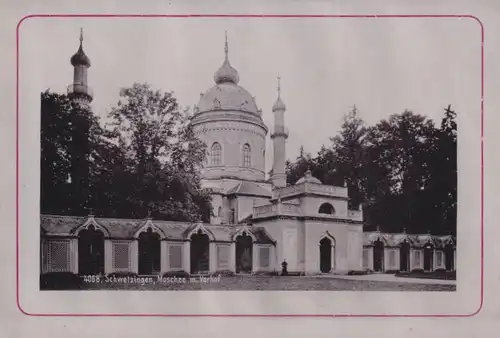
[217, 245, 230, 269]
[169, 245, 183, 270]
[259, 246, 270, 268]
[242, 144, 251, 167]
[362, 249, 369, 268]
[211, 143, 222, 166]
[112, 242, 130, 271]
[47, 240, 70, 272]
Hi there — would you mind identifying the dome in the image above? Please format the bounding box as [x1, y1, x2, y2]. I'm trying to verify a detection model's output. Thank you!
[70, 30, 91, 67]
[196, 83, 259, 114]
[296, 170, 322, 185]
[194, 32, 261, 116]
[214, 57, 239, 85]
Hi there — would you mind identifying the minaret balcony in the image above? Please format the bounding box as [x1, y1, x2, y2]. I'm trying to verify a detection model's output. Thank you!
[270, 126, 289, 139]
[67, 84, 93, 99]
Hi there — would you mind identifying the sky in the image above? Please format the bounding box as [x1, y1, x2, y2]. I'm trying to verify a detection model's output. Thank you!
[17, 15, 481, 171]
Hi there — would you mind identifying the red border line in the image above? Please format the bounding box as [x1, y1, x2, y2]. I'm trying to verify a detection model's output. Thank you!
[16, 14, 484, 318]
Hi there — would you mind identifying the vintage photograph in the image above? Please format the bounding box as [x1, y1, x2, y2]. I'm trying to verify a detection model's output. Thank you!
[38, 19, 457, 291]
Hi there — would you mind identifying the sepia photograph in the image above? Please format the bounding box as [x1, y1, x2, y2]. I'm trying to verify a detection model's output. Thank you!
[34, 18, 461, 292]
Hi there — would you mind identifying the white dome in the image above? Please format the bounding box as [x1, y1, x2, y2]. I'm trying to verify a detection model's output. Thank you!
[296, 170, 322, 185]
[196, 83, 260, 115]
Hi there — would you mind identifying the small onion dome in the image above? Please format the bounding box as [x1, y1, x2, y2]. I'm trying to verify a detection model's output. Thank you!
[71, 44, 91, 67]
[214, 31, 239, 85]
[296, 170, 322, 185]
[214, 55, 239, 85]
[272, 96, 286, 112]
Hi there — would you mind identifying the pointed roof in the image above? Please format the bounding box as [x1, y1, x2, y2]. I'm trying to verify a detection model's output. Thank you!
[272, 74, 286, 111]
[213, 31, 239, 85]
[70, 28, 91, 67]
[226, 181, 272, 197]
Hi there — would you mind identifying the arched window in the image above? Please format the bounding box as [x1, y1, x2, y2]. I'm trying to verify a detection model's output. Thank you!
[211, 142, 222, 166]
[242, 144, 251, 167]
[318, 203, 335, 215]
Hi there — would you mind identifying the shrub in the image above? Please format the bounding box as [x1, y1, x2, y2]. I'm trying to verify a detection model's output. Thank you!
[40, 272, 83, 290]
[252, 271, 280, 276]
[211, 270, 235, 277]
[348, 270, 370, 276]
[162, 271, 190, 278]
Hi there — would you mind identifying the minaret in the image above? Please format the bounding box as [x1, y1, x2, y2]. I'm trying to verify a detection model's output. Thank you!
[67, 29, 93, 215]
[271, 75, 288, 188]
[68, 28, 93, 106]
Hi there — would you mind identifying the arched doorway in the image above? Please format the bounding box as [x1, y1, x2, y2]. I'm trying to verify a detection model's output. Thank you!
[235, 232, 253, 273]
[373, 239, 385, 272]
[190, 230, 210, 274]
[444, 243, 454, 271]
[423, 243, 434, 272]
[399, 241, 410, 272]
[319, 237, 333, 273]
[78, 225, 105, 275]
[138, 228, 161, 275]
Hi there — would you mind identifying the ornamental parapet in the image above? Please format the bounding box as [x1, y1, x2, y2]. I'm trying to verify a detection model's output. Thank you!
[272, 182, 348, 200]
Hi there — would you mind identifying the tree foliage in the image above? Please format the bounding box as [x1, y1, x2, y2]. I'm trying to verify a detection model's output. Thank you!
[285, 106, 457, 235]
[40, 83, 211, 222]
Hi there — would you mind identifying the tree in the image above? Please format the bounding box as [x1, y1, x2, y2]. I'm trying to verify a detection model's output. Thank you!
[40, 91, 72, 214]
[285, 146, 314, 185]
[363, 110, 437, 232]
[105, 83, 211, 221]
[40, 91, 101, 216]
[329, 106, 368, 208]
[424, 105, 457, 235]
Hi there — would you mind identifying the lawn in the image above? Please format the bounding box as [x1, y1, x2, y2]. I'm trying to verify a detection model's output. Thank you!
[75, 275, 455, 291]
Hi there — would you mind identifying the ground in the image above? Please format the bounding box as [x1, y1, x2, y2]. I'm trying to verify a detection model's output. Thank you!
[75, 275, 455, 291]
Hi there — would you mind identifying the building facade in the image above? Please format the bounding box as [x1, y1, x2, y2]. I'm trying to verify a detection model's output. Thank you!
[40, 32, 456, 277]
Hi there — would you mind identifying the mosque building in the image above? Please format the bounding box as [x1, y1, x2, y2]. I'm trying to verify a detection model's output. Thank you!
[40, 32, 456, 278]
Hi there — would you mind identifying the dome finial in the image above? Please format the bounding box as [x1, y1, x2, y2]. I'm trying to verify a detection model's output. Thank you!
[224, 30, 228, 59]
[80, 28, 83, 46]
[277, 74, 281, 98]
[214, 31, 239, 85]
[272, 73, 286, 111]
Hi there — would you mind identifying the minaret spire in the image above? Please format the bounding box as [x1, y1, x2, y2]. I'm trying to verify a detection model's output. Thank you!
[80, 28, 83, 46]
[277, 74, 281, 98]
[224, 30, 228, 59]
[271, 74, 288, 189]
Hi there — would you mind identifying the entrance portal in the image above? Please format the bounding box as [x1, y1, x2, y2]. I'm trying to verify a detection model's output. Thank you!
[373, 240, 385, 272]
[444, 244, 454, 271]
[78, 225, 105, 275]
[190, 231, 210, 274]
[319, 237, 333, 273]
[423, 244, 434, 272]
[138, 228, 161, 275]
[399, 241, 410, 272]
[235, 233, 253, 273]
